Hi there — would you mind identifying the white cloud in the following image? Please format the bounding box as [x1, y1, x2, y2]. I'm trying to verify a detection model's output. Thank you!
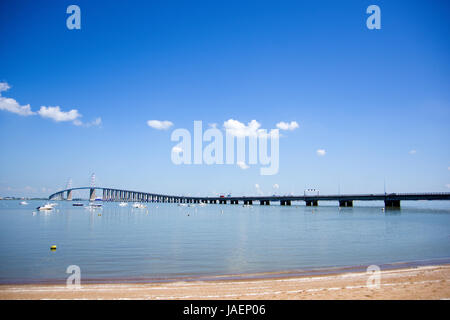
[147, 120, 173, 130]
[316, 149, 326, 156]
[446, 184, 450, 189]
[0, 82, 35, 116]
[273, 183, 279, 189]
[276, 121, 299, 131]
[447, 167, 449, 171]
[409, 150, 417, 155]
[0, 82, 10, 93]
[172, 146, 183, 154]
[223, 119, 272, 137]
[237, 161, 249, 170]
[0, 82, 100, 126]
[38, 106, 81, 123]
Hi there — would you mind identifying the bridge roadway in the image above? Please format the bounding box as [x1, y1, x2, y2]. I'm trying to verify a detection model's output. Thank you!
[48, 187, 450, 208]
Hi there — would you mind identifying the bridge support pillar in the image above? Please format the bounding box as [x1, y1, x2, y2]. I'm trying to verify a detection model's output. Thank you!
[280, 200, 291, 206]
[306, 200, 318, 207]
[385, 200, 400, 209]
[89, 188, 96, 201]
[339, 200, 353, 207]
[260, 200, 270, 205]
[67, 190, 73, 201]
[243, 200, 253, 205]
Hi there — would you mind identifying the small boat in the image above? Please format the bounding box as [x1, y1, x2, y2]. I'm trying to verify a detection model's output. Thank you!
[119, 202, 128, 207]
[48, 203, 58, 207]
[178, 203, 187, 207]
[132, 202, 146, 209]
[198, 202, 206, 207]
[89, 202, 103, 208]
[36, 203, 53, 211]
[72, 203, 84, 207]
[20, 201, 28, 205]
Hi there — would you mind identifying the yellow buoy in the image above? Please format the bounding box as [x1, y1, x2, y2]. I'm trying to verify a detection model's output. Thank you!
[50, 245, 57, 250]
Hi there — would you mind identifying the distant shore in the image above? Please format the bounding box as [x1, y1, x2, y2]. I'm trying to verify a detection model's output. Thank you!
[1, 263, 449, 300]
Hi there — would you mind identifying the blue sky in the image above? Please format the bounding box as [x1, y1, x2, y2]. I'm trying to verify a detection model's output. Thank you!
[0, 0, 449, 197]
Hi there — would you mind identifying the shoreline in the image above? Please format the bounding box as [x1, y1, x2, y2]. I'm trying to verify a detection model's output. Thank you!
[1, 263, 449, 300]
[2, 257, 450, 286]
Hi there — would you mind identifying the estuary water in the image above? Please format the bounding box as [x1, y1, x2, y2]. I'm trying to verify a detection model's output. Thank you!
[0, 200, 449, 284]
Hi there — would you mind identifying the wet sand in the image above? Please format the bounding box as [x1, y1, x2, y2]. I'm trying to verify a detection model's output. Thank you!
[1, 264, 449, 300]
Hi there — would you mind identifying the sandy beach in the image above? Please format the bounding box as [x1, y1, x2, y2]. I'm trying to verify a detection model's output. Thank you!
[1, 264, 449, 300]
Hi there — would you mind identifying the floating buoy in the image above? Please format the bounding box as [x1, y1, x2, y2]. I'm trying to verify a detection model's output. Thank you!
[50, 245, 57, 250]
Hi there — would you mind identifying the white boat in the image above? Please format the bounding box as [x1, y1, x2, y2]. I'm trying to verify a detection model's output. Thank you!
[132, 202, 146, 209]
[119, 202, 128, 207]
[20, 201, 28, 205]
[36, 203, 53, 211]
[48, 203, 58, 207]
[89, 202, 103, 208]
[198, 202, 207, 207]
[178, 203, 187, 207]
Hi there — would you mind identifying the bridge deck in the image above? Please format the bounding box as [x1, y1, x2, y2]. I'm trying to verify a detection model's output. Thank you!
[49, 187, 450, 204]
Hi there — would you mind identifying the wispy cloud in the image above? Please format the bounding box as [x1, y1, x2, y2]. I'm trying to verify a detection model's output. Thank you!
[86, 117, 102, 127]
[409, 149, 417, 155]
[147, 120, 173, 130]
[273, 183, 279, 189]
[446, 184, 450, 189]
[276, 121, 299, 131]
[316, 149, 326, 156]
[237, 161, 249, 170]
[0, 82, 101, 127]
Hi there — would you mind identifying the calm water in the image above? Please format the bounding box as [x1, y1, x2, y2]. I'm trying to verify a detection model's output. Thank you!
[0, 200, 449, 284]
